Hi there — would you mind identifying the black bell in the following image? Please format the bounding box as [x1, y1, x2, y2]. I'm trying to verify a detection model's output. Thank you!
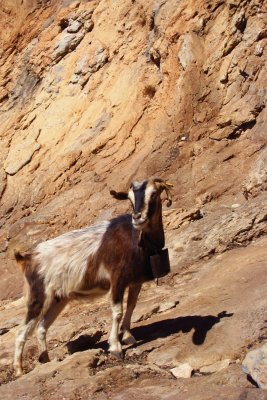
[150, 248, 170, 279]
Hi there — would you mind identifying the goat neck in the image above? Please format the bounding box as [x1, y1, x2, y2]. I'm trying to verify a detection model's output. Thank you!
[139, 198, 165, 254]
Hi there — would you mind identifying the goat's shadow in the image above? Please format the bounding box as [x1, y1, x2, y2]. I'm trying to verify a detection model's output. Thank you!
[66, 311, 233, 354]
[131, 310, 233, 346]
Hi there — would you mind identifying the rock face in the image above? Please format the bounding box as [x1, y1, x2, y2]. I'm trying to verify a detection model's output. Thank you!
[0, 0, 266, 299]
[0, 0, 267, 398]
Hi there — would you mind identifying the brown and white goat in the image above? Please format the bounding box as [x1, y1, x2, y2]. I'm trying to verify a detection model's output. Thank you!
[13, 177, 173, 376]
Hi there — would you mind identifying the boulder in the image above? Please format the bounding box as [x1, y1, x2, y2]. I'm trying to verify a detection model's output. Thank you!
[170, 363, 193, 379]
[242, 343, 267, 389]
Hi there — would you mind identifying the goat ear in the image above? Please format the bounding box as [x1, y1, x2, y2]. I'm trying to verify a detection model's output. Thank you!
[110, 190, 128, 200]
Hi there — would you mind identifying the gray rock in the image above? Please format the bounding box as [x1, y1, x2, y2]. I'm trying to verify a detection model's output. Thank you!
[53, 31, 85, 63]
[255, 44, 263, 56]
[88, 47, 109, 73]
[242, 343, 267, 389]
[178, 35, 194, 70]
[67, 19, 82, 33]
[70, 45, 108, 85]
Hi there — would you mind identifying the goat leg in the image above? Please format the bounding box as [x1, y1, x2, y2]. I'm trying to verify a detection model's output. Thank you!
[109, 301, 123, 358]
[122, 283, 142, 345]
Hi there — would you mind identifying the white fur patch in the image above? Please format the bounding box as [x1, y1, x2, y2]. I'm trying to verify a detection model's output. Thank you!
[109, 302, 123, 352]
[111, 302, 122, 317]
[132, 181, 142, 188]
[144, 184, 156, 206]
[128, 188, 135, 207]
[97, 263, 110, 282]
[35, 221, 110, 298]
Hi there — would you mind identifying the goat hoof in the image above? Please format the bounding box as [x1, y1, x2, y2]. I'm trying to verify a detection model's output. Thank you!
[39, 351, 50, 364]
[122, 333, 136, 345]
[14, 366, 23, 378]
[110, 350, 123, 360]
[14, 367, 23, 378]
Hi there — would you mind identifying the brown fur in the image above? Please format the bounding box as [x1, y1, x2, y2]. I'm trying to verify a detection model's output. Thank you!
[97, 215, 153, 303]
[14, 250, 32, 273]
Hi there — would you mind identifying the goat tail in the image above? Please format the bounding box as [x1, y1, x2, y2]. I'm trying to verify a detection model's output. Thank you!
[14, 250, 31, 273]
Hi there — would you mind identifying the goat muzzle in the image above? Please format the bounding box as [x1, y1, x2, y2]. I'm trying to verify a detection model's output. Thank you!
[132, 215, 148, 230]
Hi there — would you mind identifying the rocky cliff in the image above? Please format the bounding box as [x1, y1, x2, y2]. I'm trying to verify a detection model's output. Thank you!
[0, 0, 266, 398]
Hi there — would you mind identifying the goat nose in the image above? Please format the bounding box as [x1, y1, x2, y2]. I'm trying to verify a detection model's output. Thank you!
[133, 212, 141, 220]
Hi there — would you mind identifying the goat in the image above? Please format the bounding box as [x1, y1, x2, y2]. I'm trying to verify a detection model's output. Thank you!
[13, 177, 173, 376]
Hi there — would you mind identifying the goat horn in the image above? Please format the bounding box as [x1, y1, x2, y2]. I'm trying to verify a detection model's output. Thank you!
[152, 177, 173, 187]
[165, 181, 174, 188]
[154, 178, 174, 207]
[162, 181, 173, 207]
[164, 188, 172, 207]
[151, 177, 173, 207]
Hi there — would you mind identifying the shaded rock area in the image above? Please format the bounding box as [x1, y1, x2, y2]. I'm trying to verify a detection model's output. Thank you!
[0, 0, 267, 398]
